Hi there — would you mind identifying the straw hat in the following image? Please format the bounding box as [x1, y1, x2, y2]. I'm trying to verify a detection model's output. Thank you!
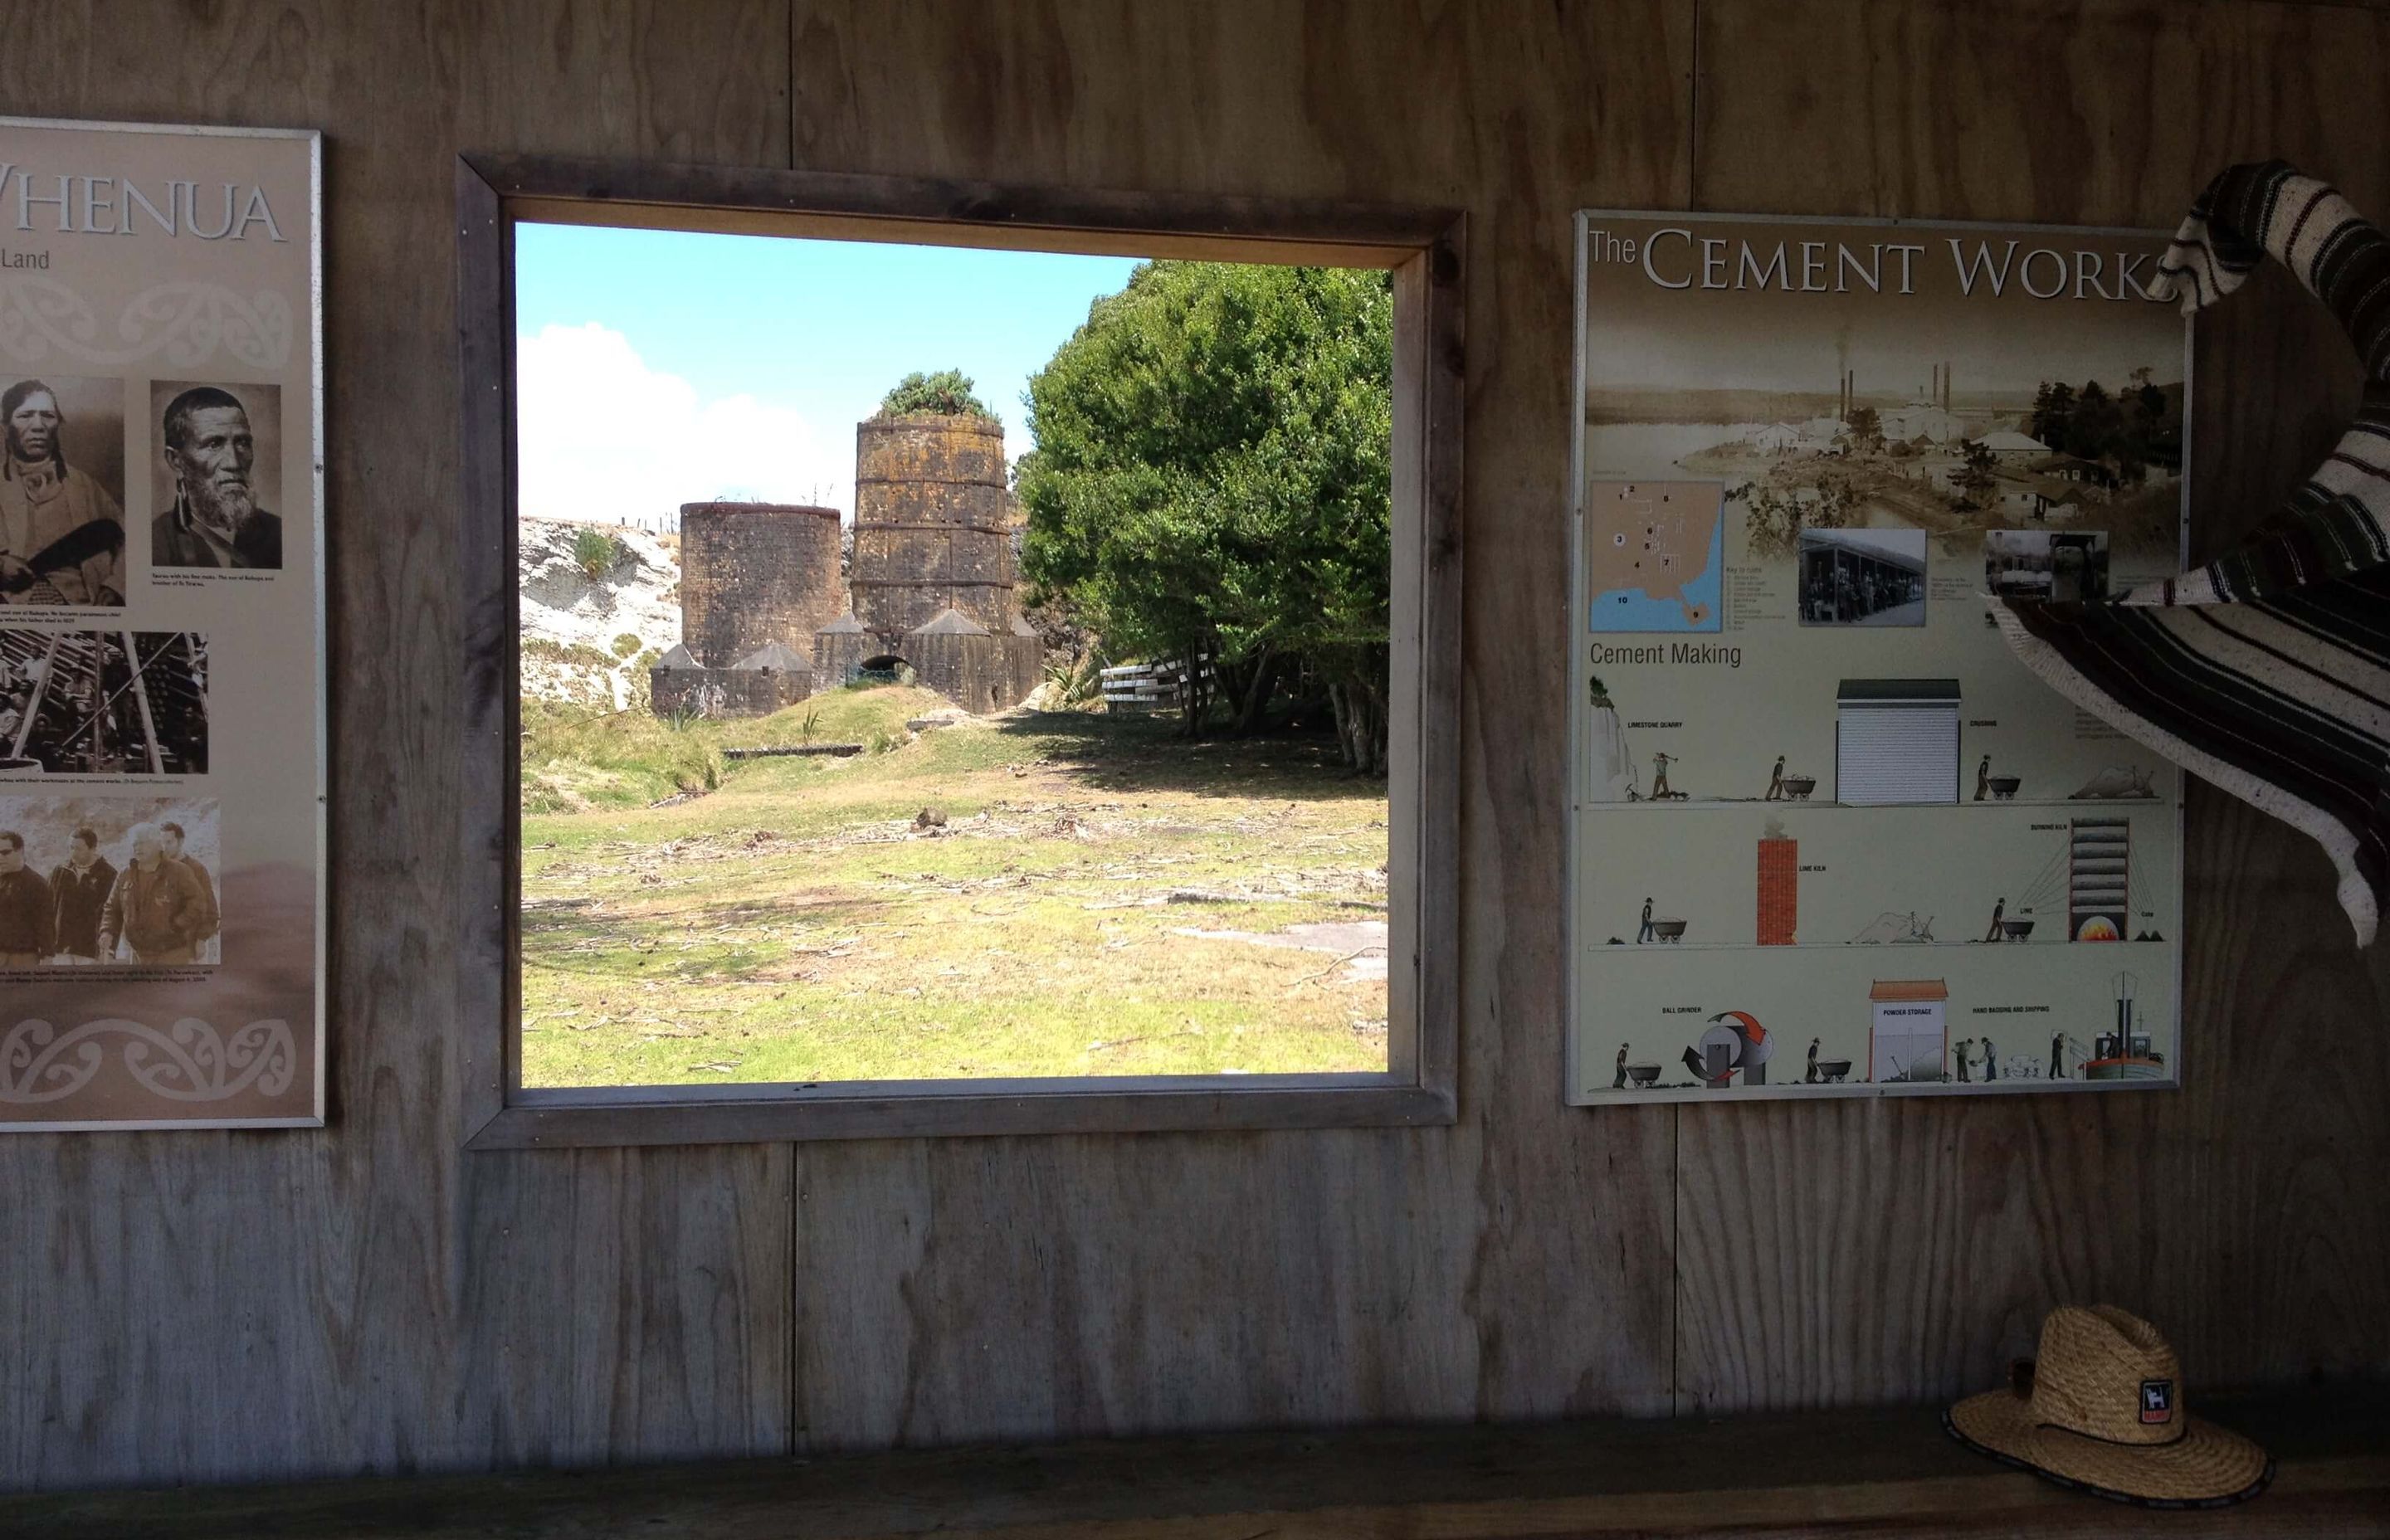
[1945, 1305, 2271, 1508]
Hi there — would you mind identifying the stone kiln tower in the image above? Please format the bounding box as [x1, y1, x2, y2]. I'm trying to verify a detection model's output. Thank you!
[677, 500, 843, 669]
[849, 414, 1018, 635]
[833, 412, 1038, 712]
[656, 419, 1041, 719]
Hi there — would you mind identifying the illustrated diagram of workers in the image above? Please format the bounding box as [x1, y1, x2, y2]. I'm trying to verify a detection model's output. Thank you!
[1650, 752, 1676, 799]
[1806, 1036, 1821, 1084]
[1954, 1038, 1974, 1082]
[1983, 895, 2006, 942]
[1975, 753, 1992, 802]
[1636, 895, 1656, 944]
[2049, 1031, 2066, 1078]
[1982, 1036, 1999, 1080]
[1766, 753, 1786, 801]
[1614, 1043, 1629, 1089]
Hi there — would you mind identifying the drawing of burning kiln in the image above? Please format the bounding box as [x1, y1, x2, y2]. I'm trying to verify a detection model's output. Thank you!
[2068, 816, 2131, 942]
[1868, 978, 1949, 1083]
[652, 409, 1041, 719]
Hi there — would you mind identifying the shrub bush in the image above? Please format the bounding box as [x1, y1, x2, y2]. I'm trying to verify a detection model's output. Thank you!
[573, 527, 626, 581]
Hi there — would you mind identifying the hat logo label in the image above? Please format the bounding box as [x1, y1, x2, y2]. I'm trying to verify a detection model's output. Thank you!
[2140, 1379, 2174, 1424]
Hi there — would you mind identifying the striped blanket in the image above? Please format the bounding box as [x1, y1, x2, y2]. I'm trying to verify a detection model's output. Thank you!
[1994, 163, 2390, 945]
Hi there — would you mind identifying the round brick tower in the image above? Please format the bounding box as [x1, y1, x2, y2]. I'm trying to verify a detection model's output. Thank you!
[849, 414, 1019, 637]
[676, 501, 843, 669]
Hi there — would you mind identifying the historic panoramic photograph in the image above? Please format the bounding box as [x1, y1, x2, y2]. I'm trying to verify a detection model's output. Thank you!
[1582, 222, 2186, 577]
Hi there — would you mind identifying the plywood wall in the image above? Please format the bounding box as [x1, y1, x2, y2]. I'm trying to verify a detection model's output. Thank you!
[1, 0, 2384, 1493]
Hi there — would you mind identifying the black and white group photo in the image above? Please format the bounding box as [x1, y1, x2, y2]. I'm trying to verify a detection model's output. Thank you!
[0, 374, 128, 608]
[149, 380, 285, 572]
[0, 628, 210, 775]
[0, 795, 221, 967]
[1796, 527, 1929, 627]
[1984, 529, 2113, 605]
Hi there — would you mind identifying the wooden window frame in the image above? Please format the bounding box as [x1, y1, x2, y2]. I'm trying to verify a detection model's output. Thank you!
[456, 154, 1463, 1148]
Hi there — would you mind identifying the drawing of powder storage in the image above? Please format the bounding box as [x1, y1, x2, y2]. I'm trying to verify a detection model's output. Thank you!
[1833, 679, 1960, 805]
[1868, 978, 1949, 1083]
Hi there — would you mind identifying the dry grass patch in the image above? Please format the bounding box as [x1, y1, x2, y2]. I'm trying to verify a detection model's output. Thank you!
[521, 694, 1389, 1086]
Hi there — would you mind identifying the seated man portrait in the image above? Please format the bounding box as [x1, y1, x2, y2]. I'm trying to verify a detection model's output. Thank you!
[0, 378, 125, 607]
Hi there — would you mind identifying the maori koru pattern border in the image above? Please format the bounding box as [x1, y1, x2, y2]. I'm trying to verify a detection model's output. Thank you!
[0, 1017, 297, 1104]
[0, 275, 294, 368]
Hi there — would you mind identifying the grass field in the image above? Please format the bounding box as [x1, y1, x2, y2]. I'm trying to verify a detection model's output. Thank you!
[519, 687, 1391, 1087]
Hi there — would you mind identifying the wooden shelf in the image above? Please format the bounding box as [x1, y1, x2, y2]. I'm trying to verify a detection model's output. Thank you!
[3, 1389, 2383, 1539]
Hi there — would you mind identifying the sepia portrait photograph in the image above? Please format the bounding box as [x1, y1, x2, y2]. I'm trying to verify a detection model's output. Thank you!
[148, 380, 284, 572]
[0, 793, 221, 968]
[0, 628, 209, 775]
[0, 374, 128, 608]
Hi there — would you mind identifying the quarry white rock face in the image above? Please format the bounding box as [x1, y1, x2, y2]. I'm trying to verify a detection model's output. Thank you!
[518, 516, 683, 709]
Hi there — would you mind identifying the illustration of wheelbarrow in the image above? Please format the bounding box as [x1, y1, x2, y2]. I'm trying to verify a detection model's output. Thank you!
[1999, 918, 2036, 941]
[1988, 774, 2022, 800]
[1812, 1058, 1851, 1084]
[1627, 1063, 1661, 1088]
[1782, 775, 1817, 800]
[1650, 918, 1688, 943]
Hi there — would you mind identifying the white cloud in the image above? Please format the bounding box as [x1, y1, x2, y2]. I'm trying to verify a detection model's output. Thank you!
[515, 323, 850, 526]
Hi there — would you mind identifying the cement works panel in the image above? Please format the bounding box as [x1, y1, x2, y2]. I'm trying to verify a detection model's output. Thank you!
[1669, 0, 2390, 1414]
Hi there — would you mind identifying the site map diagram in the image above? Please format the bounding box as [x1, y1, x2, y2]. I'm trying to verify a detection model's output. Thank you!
[1586, 480, 1724, 631]
[1567, 209, 2189, 1106]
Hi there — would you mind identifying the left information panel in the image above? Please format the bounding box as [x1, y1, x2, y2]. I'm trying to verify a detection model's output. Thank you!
[0, 116, 322, 1129]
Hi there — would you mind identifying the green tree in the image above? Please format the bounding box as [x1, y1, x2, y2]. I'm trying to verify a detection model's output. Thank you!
[1952, 436, 1998, 511]
[1017, 261, 1393, 770]
[2028, 380, 2076, 451]
[2071, 379, 2120, 463]
[880, 368, 991, 417]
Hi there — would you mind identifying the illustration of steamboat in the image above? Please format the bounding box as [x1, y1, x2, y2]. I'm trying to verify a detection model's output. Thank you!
[2084, 970, 2164, 1080]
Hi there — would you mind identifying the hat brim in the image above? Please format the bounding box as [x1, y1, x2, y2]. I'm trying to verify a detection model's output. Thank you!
[1948, 1390, 2272, 1508]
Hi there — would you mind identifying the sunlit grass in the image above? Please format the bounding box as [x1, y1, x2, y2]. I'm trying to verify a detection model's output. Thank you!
[520, 690, 1390, 1086]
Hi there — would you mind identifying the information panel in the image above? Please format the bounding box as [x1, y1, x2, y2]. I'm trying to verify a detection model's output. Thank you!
[1568, 211, 2186, 1104]
[0, 117, 322, 1129]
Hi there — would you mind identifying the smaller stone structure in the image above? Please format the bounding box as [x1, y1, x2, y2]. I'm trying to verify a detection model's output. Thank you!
[719, 641, 814, 715]
[1007, 615, 1043, 705]
[648, 642, 712, 717]
[812, 608, 870, 689]
[905, 607, 1007, 714]
[678, 501, 843, 671]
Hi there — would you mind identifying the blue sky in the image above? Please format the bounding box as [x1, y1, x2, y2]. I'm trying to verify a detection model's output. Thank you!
[514, 222, 1141, 526]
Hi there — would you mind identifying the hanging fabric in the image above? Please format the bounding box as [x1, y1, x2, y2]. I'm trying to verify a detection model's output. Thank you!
[1995, 162, 2390, 944]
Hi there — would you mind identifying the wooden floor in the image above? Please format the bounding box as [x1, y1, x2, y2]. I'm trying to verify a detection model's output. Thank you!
[3, 1389, 2383, 1540]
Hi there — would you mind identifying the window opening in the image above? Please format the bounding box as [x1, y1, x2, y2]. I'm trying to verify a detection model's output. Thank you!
[514, 227, 1398, 1092]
